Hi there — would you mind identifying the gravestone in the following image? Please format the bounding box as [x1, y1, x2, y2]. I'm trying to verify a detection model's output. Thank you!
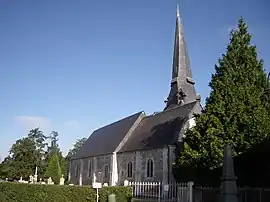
[29, 175, 33, 184]
[124, 180, 129, 186]
[47, 177, 54, 185]
[59, 175, 65, 185]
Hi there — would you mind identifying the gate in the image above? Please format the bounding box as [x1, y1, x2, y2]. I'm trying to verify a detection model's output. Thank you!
[129, 181, 193, 202]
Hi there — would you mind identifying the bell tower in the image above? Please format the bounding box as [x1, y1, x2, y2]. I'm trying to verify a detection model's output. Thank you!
[164, 5, 199, 110]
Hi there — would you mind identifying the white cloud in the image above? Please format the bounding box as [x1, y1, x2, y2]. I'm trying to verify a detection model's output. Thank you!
[14, 116, 52, 132]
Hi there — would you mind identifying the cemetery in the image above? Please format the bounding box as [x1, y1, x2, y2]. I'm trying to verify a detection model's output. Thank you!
[0, 168, 132, 202]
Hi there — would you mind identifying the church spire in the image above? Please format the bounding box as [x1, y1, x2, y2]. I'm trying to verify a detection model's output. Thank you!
[164, 5, 198, 110]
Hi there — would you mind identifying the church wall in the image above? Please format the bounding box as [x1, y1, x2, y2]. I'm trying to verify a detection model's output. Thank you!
[69, 159, 80, 185]
[140, 148, 164, 182]
[117, 148, 166, 184]
[95, 154, 112, 184]
[70, 154, 112, 185]
[117, 151, 136, 184]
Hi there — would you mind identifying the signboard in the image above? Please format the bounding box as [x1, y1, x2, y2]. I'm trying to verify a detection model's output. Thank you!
[92, 182, 102, 189]
[164, 184, 169, 192]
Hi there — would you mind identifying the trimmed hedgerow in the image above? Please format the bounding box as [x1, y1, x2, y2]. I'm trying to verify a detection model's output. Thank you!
[0, 182, 132, 202]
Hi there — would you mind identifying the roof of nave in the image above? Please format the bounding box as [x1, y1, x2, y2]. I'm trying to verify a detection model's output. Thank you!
[71, 100, 199, 160]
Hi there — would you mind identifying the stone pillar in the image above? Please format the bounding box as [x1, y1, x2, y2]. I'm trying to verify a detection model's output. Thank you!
[218, 144, 238, 202]
[93, 157, 97, 183]
[110, 152, 118, 186]
[135, 151, 141, 182]
[79, 159, 83, 186]
[68, 162, 71, 181]
[162, 147, 168, 183]
[168, 145, 176, 182]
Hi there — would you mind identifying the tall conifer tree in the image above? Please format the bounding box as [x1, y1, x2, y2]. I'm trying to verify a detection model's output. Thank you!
[175, 18, 270, 170]
[44, 153, 62, 184]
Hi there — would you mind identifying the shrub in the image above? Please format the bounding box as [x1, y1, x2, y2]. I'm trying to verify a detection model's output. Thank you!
[0, 182, 132, 202]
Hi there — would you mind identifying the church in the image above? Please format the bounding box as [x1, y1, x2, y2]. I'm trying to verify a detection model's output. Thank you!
[69, 6, 202, 186]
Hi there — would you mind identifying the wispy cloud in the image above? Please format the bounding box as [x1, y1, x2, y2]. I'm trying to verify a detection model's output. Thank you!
[14, 116, 52, 132]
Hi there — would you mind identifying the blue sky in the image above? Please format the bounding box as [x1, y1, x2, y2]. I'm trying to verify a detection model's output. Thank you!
[0, 0, 269, 160]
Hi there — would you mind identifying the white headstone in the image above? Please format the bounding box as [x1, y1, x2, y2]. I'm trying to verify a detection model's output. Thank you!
[59, 174, 65, 185]
[34, 175, 38, 183]
[29, 175, 33, 183]
[47, 177, 53, 185]
[103, 183, 108, 186]
[123, 180, 129, 186]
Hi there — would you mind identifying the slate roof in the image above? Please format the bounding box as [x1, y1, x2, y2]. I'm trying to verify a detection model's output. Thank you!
[118, 101, 198, 152]
[71, 111, 143, 159]
[71, 101, 198, 160]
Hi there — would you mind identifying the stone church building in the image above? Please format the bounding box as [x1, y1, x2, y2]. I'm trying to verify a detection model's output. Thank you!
[69, 6, 202, 186]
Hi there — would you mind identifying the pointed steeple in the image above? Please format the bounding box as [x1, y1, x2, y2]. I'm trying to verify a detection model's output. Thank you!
[164, 5, 198, 110]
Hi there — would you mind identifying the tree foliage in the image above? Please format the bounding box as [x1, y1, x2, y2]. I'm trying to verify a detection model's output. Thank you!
[61, 138, 87, 180]
[2, 137, 38, 179]
[0, 127, 87, 181]
[44, 153, 62, 184]
[66, 138, 87, 161]
[175, 17, 270, 171]
[44, 131, 66, 177]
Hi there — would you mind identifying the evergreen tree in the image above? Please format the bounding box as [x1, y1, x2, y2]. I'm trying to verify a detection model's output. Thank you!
[44, 153, 62, 184]
[44, 131, 67, 178]
[175, 17, 270, 171]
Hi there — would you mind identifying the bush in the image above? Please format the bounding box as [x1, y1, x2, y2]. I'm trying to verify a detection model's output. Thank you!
[0, 182, 132, 202]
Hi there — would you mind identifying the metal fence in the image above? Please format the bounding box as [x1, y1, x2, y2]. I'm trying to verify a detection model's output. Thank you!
[193, 187, 270, 202]
[129, 181, 193, 202]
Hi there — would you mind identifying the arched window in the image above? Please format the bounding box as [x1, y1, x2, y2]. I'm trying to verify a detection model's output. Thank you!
[127, 161, 133, 178]
[147, 159, 153, 178]
[104, 165, 109, 178]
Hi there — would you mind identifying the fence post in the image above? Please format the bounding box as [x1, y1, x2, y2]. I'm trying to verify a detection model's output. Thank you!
[188, 181, 194, 202]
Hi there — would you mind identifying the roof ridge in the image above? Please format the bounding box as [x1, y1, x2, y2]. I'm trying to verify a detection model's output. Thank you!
[147, 100, 198, 119]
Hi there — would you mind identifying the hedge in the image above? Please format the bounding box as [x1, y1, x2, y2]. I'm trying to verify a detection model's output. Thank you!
[0, 182, 132, 202]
